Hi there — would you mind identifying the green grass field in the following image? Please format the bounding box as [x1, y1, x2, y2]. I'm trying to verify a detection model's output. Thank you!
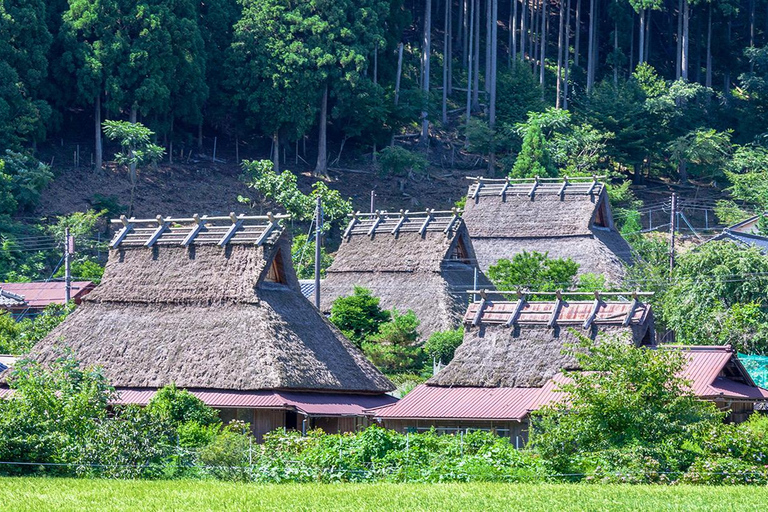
[1, 478, 767, 511]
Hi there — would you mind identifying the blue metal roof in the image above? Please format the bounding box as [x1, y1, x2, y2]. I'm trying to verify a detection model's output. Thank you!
[711, 231, 768, 254]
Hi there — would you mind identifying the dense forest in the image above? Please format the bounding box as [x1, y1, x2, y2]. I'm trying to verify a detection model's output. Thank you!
[2, 0, 768, 179]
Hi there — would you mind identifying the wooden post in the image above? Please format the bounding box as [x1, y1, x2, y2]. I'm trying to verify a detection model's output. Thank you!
[314, 196, 323, 309]
[669, 193, 677, 275]
[64, 228, 72, 303]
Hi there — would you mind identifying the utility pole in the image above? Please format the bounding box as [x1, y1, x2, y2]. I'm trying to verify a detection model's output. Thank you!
[314, 196, 323, 309]
[669, 193, 677, 275]
[64, 227, 72, 303]
[370, 190, 376, 213]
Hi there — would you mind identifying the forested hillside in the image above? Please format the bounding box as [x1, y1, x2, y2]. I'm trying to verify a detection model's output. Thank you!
[1, 0, 768, 287]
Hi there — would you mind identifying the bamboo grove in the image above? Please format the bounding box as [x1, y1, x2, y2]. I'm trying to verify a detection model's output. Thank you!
[2, 0, 768, 179]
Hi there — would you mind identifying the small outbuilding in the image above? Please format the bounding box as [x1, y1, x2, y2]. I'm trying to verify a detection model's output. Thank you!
[320, 209, 492, 338]
[5, 213, 395, 440]
[0, 281, 94, 317]
[461, 177, 632, 282]
[709, 214, 768, 254]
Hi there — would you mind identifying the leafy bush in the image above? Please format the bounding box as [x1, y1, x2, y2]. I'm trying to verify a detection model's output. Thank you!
[682, 457, 768, 485]
[146, 384, 219, 427]
[423, 328, 464, 365]
[198, 421, 254, 482]
[487, 251, 580, 292]
[0, 303, 75, 354]
[329, 286, 390, 347]
[376, 146, 427, 178]
[0, 151, 53, 212]
[363, 309, 426, 374]
[291, 233, 333, 279]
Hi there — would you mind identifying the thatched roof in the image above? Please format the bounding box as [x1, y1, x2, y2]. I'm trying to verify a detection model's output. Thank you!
[320, 210, 493, 337]
[462, 177, 632, 281]
[428, 294, 655, 388]
[13, 214, 393, 394]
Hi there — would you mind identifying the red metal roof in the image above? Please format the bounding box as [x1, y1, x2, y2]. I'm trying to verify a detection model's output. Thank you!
[369, 385, 543, 421]
[464, 300, 650, 326]
[114, 388, 397, 417]
[373, 346, 768, 422]
[0, 281, 95, 308]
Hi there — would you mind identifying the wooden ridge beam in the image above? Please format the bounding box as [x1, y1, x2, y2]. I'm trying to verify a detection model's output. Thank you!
[623, 298, 639, 326]
[528, 176, 540, 198]
[505, 292, 527, 327]
[255, 212, 277, 246]
[558, 177, 569, 198]
[499, 177, 510, 197]
[144, 216, 170, 247]
[419, 209, 434, 236]
[583, 291, 602, 329]
[443, 208, 460, 233]
[110, 215, 134, 248]
[342, 212, 359, 239]
[471, 290, 488, 326]
[218, 212, 244, 246]
[391, 210, 409, 235]
[367, 211, 383, 236]
[547, 291, 563, 328]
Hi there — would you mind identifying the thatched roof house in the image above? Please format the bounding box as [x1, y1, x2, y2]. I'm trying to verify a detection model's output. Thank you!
[462, 177, 632, 281]
[320, 209, 493, 338]
[372, 293, 768, 441]
[8, 213, 395, 439]
[372, 290, 656, 442]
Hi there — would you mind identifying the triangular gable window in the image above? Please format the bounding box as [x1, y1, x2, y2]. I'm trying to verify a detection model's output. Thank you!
[593, 198, 609, 228]
[447, 236, 471, 264]
[264, 248, 287, 284]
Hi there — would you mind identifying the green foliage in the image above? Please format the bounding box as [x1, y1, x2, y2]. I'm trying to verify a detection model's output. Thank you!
[716, 144, 768, 225]
[376, 146, 427, 177]
[0, 351, 114, 473]
[423, 328, 464, 365]
[509, 110, 567, 178]
[363, 309, 425, 374]
[241, 160, 352, 227]
[102, 121, 164, 169]
[0, 151, 53, 212]
[531, 335, 722, 475]
[146, 384, 219, 427]
[329, 286, 390, 347]
[662, 241, 768, 354]
[291, 234, 333, 279]
[197, 421, 253, 482]
[488, 251, 580, 292]
[0, 0, 52, 150]
[0, 303, 75, 355]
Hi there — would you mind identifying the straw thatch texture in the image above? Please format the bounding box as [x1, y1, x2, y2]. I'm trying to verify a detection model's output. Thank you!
[470, 230, 632, 282]
[26, 287, 392, 392]
[14, 228, 393, 394]
[428, 321, 653, 388]
[321, 220, 492, 338]
[462, 187, 632, 280]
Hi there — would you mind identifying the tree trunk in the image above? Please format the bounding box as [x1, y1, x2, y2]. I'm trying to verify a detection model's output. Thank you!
[443, 0, 450, 124]
[705, 3, 712, 89]
[472, 0, 481, 108]
[272, 130, 280, 173]
[679, 159, 688, 183]
[563, 0, 570, 109]
[724, 20, 731, 100]
[373, 42, 378, 84]
[638, 8, 645, 65]
[395, 42, 404, 105]
[586, 0, 595, 92]
[629, 13, 634, 72]
[574, 0, 581, 66]
[314, 85, 328, 177]
[422, 0, 432, 144]
[486, 0, 492, 93]
[448, 0, 453, 95]
[94, 95, 102, 171]
[644, 9, 650, 62]
[532, 0, 538, 76]
[539, 0, 546, 87]
[490, 0, 498, 126]
[197, 121, 203, 150]
[510, 0, 517, 66]
[557, 0, 565, 107]
[463, 0, 469, 65]
[521, 0, 527, 62]
[676, 0, 682, 79]
[682, 0, 689, 80]
[466, 0, 476, 122]
[613, 21, 618, 86]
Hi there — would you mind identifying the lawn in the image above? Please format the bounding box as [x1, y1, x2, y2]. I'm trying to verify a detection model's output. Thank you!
[2, 478, 768, 511]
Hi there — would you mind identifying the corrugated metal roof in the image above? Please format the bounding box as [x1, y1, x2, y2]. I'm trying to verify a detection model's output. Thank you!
[0, 281, 94, 308]
[113, 388, 397, 417]
[464, 300, 649, 326]
[298, 280, 317, 300]
[710, 231, 768, 254]
[374, 346, 768, 421]
[369, 385, 543, 421]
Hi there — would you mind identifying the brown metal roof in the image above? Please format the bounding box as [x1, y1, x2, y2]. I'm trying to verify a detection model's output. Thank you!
[114, 388, 397, 417]
[0, 281, 95, 308]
